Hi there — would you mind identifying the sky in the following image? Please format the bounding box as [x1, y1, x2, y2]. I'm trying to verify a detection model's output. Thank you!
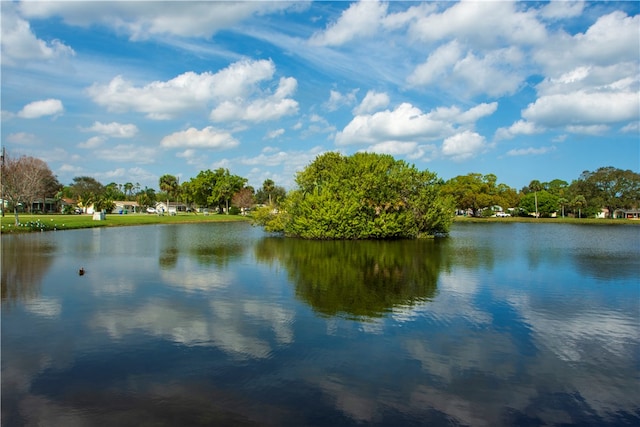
[1, 0, 639, 192]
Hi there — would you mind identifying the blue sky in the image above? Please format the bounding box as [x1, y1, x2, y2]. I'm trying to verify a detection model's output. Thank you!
[2, 1, 638, 192]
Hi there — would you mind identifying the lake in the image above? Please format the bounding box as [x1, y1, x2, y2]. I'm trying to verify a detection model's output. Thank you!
[2, 222, 639, 426]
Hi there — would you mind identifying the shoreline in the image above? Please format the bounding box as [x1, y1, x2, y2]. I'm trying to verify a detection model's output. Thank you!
[2, 213, 637, 234]
[0, 213, 249, 234]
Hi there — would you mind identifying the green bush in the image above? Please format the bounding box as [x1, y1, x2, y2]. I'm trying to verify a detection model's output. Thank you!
[253, 152, 454, 239]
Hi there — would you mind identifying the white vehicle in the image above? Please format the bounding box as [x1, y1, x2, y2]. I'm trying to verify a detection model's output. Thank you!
[496, 212, 511, 217]
[146, 207, 156, 214]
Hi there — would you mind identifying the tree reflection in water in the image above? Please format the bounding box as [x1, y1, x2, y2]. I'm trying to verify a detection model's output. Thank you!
[1, 235, 56, 308]
[255, 237, 451, 319]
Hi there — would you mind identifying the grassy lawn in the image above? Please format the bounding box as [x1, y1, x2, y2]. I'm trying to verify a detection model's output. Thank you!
[1, 212, 249, 234]
[453, 215, 639, 225]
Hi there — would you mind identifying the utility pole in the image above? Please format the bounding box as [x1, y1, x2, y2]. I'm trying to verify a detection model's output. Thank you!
[1, 146, 5, 217]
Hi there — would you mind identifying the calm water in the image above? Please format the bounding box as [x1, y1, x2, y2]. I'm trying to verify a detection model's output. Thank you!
[2, 222, 639, 426]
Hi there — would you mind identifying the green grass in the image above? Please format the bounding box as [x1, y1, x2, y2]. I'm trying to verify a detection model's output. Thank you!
[0, 212, 249, 234]
[453, 215, 639, 225]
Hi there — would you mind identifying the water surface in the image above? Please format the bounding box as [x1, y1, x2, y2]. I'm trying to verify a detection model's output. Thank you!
[2, 222, 639, 426]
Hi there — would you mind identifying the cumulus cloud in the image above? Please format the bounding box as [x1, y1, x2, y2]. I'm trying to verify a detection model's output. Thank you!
[336, 103, 453, 146]
[78, 136, 107, 149]
[83, 121, 138, 138]
[210, 77, 298, 123]
[442, 131, 487, 161]
[310, 0, 388, 46]
[19, 1, 301, 40]
[408, 1, 547, 48]
[95, 144, 157, 164]
[6, 132, 39, 145]
[506, 146, 556, 156]
[409, 45, 525, 97]
[540, 1, 585, 20]
[17, 99, 64, 119]
[87, 60, 298, 123]
[326, 89, 358, 112]
[428, 102, 498, 125]
[336, 101, 496, 154]
[265, 129, 285, 139]
[353, 91, 390, 115]
[1, 6, 74, 65]
[160, 127, 240, 150]
[522, 91, 638, 128]
[494, 120, 543, 140]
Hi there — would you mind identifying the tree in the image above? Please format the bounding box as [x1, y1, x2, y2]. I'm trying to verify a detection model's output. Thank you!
[232, 187, 254, 214]
[577, 167, 640, 218]
[571, 195, 587, 218]
[68, 176, 105, 213]
[123, 182, 134, 200]
[159, 174, 179, 212]
[442, 173, 518, 216]
[263, 179, 275, 205]
[212, 170, 247, 214]
[1, 152, 59, 225]
[254, 152, 454, 239]
[519, 190, 558, 218]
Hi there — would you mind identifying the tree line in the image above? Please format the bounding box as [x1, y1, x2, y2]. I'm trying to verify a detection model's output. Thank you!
[1, 149, 638, 228]
[441, 167, 640, 218]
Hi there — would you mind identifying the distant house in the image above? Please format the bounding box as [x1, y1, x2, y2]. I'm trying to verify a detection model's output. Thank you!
[614, 209, 640, 219]
[595, 208, 609, 219]
[60, 198, 77, 213]
[31, 198, 58, 213]
[155, 201, 187, 215]
[112, 201, 139, 214]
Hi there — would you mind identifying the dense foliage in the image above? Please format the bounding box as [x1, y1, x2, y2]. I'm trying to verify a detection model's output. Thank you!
[253, 152, 455, 239]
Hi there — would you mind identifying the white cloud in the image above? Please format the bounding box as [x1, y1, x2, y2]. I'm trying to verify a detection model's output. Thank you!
[409, 45, 525, 97]
[1, 5, 74, 65]
[408, 1, 547, 48]
[620, 122, 640, 133]
[540, 1, 584, 20]
[326, 89, 358, 112]
[337, 101, 496, 148]
[84, 121, 138, 138]
[565, 125, 610, 135]
[87, 59, 281, 120]
[494, 120, 543, 140]
[95, 144, 157, 164]
[310, 0, 388, 46]
[209, 77, 299, 123]
[442, 131, 486, 161]
[535, 11, 639, 76]
[19, 1, 302, 40]
[6, 132, 39, 145]
[522, 91, 639, 128]
[407, 40, 462, 86]
[78, 136, 107, 149]
[428, 102, 498, 125]
[336, 103, 454, 146]
[353, 91, 390, 115]
[506, 146, 556, 156]
[265, 129, 285, 139]
[160, 127, 239, 150]
[17, 99, 64, 119]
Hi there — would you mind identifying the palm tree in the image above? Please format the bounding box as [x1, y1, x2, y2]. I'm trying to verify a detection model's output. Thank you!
[159, 174, 178, 214]
[123, 182, 133, 200]
[263, 179, 275, 205]
[571, 195, 587, 218]
[528, 180, 543, 218]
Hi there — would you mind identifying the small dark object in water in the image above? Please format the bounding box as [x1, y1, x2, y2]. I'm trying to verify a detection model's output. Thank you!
[79, 268, 85, 276]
